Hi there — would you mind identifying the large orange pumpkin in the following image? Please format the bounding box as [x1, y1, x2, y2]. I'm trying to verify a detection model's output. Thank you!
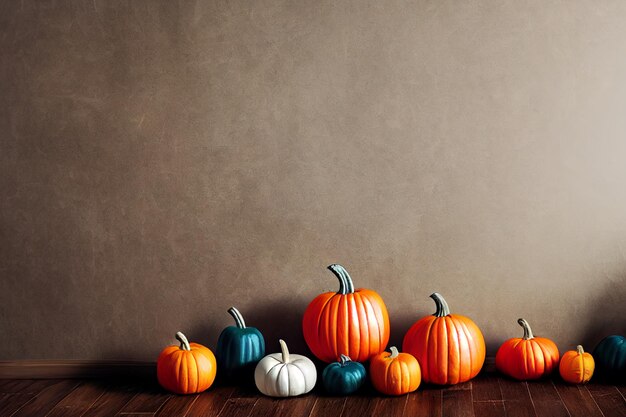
[402, 293, 485, 385]
[559, 345, 594, 384]
[370, 346, 421, 396]
[495, 318, 560, 380]
[157, 332, 217, 394]
[302, 264, 390, 363]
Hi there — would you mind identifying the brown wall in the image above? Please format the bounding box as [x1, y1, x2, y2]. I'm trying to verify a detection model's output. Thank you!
[1, 1, 625, 361]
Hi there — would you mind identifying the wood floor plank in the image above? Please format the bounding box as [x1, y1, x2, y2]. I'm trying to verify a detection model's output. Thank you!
[472, 374, 503, 401]
[3, 375, 622, 417]
[473, 401, 506, 417]
[340, 395, 377, 417]
[115, 381, 170, 415]
[618, 386, 626, 401]
[404, 388, 442, 417]
[502, 400, 538, 417]
[186, 386, 235, 417]
[497, 379, 537, 417]
[81, 381, 139, 417]
[117, 414, 157, 417]
[247, 395, 279, 417]
[526, 380, 569, 417]
[208, 384, 259, 417]
[0, 379, 57, 395]
[309, 396, 345, 417]
[449, 381, 473, 391]
[154, 393, 198, 416]
[273, 395, 317, 417]
[586, 384, 626, 417]
[0, 393, 36, 416]
[372, 395, 408, 417]
[46, 382, 108, 417]
[499, 379, 531, 401]
[442, 389, 473, 417]
[555, 383, 604, 417]
[215, 397, 257, 417]
[12, 380, 81, 417]
[0, 381, 33, 393]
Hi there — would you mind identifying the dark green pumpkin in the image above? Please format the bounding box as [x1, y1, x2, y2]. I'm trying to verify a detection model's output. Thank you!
[216, 307, 265, 380]
[322, 354, 367, 395]
[593, 335, 626, 380]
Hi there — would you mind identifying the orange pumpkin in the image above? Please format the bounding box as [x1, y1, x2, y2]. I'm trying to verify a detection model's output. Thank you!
[402, 293, 486, 385]
[370, 346, 421, 395]
[157, 332, 217, 394]
[302, 264, 390, 363]
[495, 318, 560, 380]
[559, 345, 594, 384]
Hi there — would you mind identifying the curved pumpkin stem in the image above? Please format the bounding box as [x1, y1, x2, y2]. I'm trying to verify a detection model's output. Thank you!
[430, 293, 451, 317]
[279, 339, 290, 364]
[328, 264, 355, 294]
[228, 306, 246, 329]
[517, 318, 534, 340]
[339, 354, 351, 366]
[175, 332, 191, 351]
[576, 345, 584, 355]
[389, 346, 399, 359]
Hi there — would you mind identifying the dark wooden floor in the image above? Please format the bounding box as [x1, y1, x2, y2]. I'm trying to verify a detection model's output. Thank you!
[0, 373, 624, 417]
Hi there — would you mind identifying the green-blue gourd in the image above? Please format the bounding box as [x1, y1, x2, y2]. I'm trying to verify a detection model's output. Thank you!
[322, 354, 367, 395]
[593, 335, 626, 381]
[216, 307, 265, 380]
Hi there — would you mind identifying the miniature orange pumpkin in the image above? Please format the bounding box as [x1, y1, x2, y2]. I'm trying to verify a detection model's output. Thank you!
[302, 264, 390, 363]
[559, 345, 594, 384]
[402, 293, 486, 385]
[157, 332, 217, 394]
[370, 346, 421, 396]
[495, 319, 560, 380]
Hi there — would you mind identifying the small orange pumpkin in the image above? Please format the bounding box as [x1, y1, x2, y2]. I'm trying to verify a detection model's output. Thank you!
[370, 346, 421, 396]
[157, 332, 217, 394]
[495, 319, 560, 380]
[559, 345, 594, 384]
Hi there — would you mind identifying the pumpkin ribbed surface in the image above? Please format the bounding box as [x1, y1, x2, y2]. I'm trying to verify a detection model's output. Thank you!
[303, 264, 390, 363]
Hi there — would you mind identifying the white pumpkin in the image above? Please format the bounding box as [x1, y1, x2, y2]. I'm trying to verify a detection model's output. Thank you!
[254, 339, 317, 397]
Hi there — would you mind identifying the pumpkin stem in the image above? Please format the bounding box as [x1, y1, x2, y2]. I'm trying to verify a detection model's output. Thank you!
[389, 346, 399, 359]
[576, 345, 584, 355]
[175, 332, 191, 351]
[227, 306, 246, 329]
[517, 318, 534, 340]
[279, 339, 290, 363]
[430, 293, 451, 317]
[328, 264, 354, 294]
[339, 354, 351, 366]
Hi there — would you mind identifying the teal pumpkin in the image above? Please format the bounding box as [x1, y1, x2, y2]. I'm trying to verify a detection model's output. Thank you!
[322, 354, 367, 395]
[216, 307, 265, 380]
[593, 335, 626, 380]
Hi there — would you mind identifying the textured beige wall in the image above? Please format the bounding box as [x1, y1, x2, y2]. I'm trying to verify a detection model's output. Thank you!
[1, 1, 625, 361]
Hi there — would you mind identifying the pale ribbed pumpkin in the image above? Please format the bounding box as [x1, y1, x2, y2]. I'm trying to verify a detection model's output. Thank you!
[254, 339, 317, 397]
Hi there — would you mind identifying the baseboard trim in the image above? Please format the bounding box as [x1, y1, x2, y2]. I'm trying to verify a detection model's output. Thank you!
[0, 360, 155, 379]
[0, 357, 496, 379]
